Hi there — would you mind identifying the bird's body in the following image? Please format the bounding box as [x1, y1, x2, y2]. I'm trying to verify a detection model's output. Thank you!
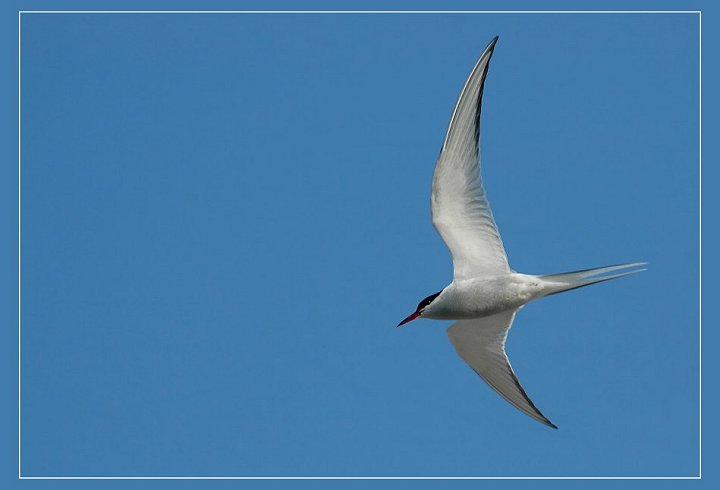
[398, 36, 645, 429]
[422, 274, 543, 320]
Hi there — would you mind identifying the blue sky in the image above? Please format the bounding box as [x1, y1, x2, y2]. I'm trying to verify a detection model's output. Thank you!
[3, 1, 707, 483]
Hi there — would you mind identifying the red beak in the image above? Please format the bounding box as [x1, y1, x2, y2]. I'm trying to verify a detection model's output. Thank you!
[397, 311, 421, 327]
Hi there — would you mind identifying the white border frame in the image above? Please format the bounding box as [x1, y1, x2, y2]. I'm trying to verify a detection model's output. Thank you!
[17, 9, 702, 481]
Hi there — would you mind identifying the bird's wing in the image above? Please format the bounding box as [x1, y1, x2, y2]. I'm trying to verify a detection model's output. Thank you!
[431, 36, 510, 280]
[446, 311, 557, 428]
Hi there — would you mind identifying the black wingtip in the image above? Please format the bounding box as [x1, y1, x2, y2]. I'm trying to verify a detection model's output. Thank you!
[483, 36, 499, 60]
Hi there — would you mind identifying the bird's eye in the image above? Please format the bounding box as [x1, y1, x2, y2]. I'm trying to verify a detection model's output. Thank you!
[417, 291, 442, 312]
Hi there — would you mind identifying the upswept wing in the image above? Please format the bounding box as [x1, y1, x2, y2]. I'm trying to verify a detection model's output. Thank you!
[431, 36, 510, 280]
[446, 311, 557, 428]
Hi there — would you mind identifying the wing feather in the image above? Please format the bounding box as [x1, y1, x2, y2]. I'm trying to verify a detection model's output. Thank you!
[431, 36, 510, 280]
[447, 311, 557, 428]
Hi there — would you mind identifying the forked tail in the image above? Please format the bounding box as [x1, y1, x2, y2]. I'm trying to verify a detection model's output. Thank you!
[539, 262, 647, 297]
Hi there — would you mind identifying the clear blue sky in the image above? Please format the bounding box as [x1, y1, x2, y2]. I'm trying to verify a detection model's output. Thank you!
[7, 3, 705, 481]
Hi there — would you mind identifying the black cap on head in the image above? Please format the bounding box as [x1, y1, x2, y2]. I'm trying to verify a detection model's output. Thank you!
[416, 291, 442, 312]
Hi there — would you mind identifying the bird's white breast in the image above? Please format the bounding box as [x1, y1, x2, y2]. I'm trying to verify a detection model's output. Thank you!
[424, 273, 544, 320]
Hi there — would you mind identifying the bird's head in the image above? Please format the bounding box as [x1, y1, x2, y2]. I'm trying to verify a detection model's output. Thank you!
[397, 290, 442, 327]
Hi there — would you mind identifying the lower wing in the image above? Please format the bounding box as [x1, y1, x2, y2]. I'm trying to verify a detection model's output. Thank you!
[447, 311, 557, 428]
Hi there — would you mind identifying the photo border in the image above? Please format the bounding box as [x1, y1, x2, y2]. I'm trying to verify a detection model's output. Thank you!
[17, 9, 703, 480]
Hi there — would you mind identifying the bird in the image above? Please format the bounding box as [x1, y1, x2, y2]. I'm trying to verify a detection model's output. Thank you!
[396, 36, 645, 429]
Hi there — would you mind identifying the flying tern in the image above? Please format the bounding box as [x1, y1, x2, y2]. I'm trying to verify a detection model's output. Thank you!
[397, 36, 645, 429]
